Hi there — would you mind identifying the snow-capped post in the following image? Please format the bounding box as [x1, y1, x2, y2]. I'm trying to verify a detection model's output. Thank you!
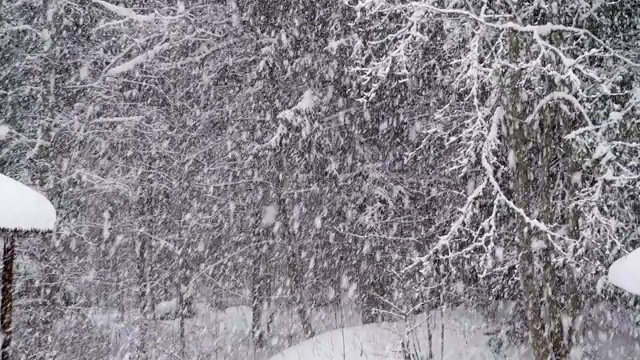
[0, 174, 56, 360]
[608, 248, 640, 296]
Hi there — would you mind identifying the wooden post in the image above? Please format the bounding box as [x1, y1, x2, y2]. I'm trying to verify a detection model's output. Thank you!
[1, 231, 15, 360]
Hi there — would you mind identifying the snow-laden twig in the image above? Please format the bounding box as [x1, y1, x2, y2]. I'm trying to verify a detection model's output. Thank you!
[107, 42, 171, 76]
[92, 0, 156, 22]
[525, 91, 593, 126]
[480, 108, 575, 258]
[358, 0, 640, 68]
[404, 178, 487, 272]
[91, 116, 144, 124]
[565, 95, 640, 140]
[413, 2, 640, 67]
[263, 123, 287, 149]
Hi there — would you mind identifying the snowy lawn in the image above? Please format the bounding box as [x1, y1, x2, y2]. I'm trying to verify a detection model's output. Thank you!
[78, 302, 640, 360]
[269, 309, 501, 360]
[269, 323, 406, 360]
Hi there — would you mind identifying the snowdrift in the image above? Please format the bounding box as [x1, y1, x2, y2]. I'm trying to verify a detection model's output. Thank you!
[608, 248, 640, 296]
[269, 309, 497, 360]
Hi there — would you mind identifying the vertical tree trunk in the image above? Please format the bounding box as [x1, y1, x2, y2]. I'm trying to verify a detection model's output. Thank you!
[358, 234, 383, 324]
[251, 187, 272, 350]
[278, 154, 315, 339]
[137, 236, 149, 360]
[1, 232, 15, 360]
[177, 254, 191, 360]
[178, 305, 185, 360]
[514, 148, 548, 360]
[286, 230, 315, 339]
[33, 2, 60, 355]
[425, 289, 433, 360]
[251, 250, 267, 349]
[513, 107, 548, 360]
[505, 29, 549, 360]
[555, 139, 582, 357]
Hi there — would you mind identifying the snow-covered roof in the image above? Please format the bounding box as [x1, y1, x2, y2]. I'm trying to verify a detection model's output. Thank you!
[608, 248, 640, 296]
[0, 173, 56, 232]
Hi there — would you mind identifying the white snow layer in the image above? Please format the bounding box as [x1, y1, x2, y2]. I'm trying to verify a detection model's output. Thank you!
[0, 124, 10, 139]
[269, 323, 404, 360]
[107, 42, 171, 76]
[608, 248, 640, 296]
[155, 298, 178, 318]
[0, 173, 56, 231]
[74, 303, 630, 359]
[262, 204, 278, 226]
[277, 89, 318, 121]
[269, 310, 497, 360]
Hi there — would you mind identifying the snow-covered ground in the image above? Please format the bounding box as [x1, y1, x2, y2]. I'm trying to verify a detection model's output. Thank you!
[73, 301, 640, 360]
[269, 309, 497, 360]
[269, 323, 410, 360]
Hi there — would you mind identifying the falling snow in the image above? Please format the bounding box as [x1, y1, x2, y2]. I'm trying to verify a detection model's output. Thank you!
[262, 204, 278, 226]
[0, 1, 638, 359]
[0, 125, 9, 140]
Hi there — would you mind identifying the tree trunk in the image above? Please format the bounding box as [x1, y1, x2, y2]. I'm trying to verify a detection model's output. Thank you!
[514, 139, 547, 359]
[280, 194, 315, 339]
[177, 256, 191, 359]
[178, 307, 185, 360]
[137, 235, 149, 360]
[358, 234, 384, 324]
[286, 233, 315, 338]
[1, 232, 15, 360]
[507, 23, 580, 359]
[251, 245, 268, 349]
[505, 29, 548, 360]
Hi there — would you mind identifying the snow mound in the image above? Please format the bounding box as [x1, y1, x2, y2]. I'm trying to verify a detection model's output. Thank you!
[269, 323, 400, 360]
[269, 311, 496, 360]
[155, 298, 178, 318]
[0, 173, 56, 231]
[608, 248, 640, 295]
[262, 204, 278, 226]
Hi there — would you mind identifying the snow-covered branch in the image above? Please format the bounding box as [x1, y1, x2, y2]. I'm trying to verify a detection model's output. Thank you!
[92, 0, 156, 22]
[106, 42, 171, 76]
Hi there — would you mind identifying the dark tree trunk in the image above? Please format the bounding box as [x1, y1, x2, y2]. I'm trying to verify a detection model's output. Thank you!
[1, 232, 15, 360]
[177, 255, 191, 359]
[286, 234, 315, 339]
[178, 305, 185, 360]
[251, 248, 268, 349]
[137, 235, 149, 360]
[357, 233, 386, 325]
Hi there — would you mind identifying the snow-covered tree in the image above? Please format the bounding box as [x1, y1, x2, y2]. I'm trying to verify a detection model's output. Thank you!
[1, 0, 639, 358]
[346, 0, 639, 358]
